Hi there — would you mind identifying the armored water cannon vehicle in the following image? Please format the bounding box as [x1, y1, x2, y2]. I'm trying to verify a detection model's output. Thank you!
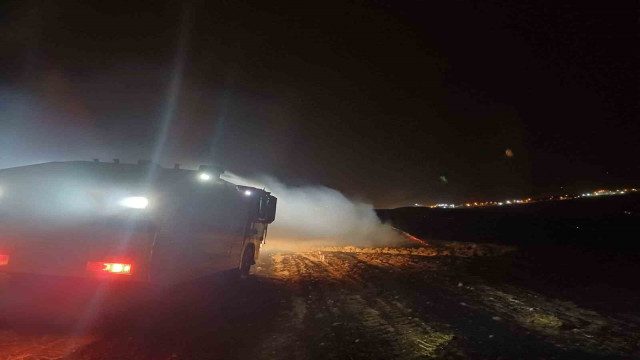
[0, 160, 277, 283]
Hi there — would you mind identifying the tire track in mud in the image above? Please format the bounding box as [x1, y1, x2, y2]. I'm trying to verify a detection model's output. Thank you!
[465, 284, 639, 354]
[312, 252, 457, 358]
[346, 251, 640, 358]
[260, 252, 457, 359]
[259, 250, 640, 359]
[5, 248, 635, 359]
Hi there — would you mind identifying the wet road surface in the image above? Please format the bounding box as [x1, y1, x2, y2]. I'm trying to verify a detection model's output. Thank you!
[1, 246, 639, 359]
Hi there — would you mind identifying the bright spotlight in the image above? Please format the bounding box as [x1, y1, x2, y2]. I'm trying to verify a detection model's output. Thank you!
[199, 173, 212, 181]
[244, 190, 252, 196]
[119, 196, 149, 209]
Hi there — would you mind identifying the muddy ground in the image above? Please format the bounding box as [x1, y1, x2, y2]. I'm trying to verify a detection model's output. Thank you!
[1, 242, 639, 359]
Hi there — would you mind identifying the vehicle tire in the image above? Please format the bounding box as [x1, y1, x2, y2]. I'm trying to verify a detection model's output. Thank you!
[239, 246, 254, 278]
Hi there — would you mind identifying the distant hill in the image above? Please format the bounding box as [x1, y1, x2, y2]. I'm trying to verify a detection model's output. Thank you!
[376, 193, 640, 251]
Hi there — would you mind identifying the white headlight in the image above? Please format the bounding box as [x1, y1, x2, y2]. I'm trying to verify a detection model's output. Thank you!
[198, 173, 212, 181]
[244, 190, 252, 196]
[119, 196, 149, 209]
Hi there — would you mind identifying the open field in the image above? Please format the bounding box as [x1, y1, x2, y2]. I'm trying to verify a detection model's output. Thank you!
[1, 238, 639, 359]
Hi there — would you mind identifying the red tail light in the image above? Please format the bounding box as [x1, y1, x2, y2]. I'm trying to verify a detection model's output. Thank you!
[86, 261, 132, 275]
[0, 254, 8, 266]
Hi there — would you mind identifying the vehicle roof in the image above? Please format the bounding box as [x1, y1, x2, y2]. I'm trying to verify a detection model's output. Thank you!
[0, 161, 273, 197]
[0, 161, 239, 188]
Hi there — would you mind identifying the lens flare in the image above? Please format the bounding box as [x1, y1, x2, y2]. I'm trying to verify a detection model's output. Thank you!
[119, 196, 149, 209]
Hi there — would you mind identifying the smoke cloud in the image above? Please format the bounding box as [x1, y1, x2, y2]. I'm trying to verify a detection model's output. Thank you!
[221, 173, 404, 250]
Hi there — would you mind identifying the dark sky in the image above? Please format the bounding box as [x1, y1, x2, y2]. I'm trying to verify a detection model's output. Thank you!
[1, 0, 637, 207]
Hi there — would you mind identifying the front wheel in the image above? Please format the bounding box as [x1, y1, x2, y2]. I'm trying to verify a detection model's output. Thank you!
[239, 246, 254, 278]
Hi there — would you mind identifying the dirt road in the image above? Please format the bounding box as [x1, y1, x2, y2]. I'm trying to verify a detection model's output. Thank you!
[1, 246, 639, 359]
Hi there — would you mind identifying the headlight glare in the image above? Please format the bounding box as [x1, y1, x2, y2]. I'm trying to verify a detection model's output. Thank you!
[119, 196, 149, 209]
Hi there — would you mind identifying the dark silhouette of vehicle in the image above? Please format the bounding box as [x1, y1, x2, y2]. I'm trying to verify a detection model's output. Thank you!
[0, 160, 277, 284]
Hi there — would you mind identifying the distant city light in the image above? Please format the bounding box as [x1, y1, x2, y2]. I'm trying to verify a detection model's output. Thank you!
[425, 186, 636, 210]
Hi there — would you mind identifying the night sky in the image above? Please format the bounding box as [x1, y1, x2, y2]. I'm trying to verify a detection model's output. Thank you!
[1, 0, 637, 207]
